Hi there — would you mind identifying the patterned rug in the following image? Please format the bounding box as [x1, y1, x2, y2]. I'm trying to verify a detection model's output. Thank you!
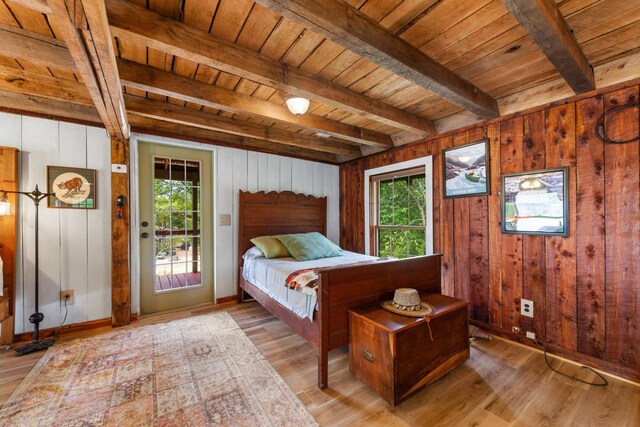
[0, 311, 318, 426]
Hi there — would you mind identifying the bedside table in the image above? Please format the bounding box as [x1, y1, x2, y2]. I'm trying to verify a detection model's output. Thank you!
[348, 293, 469, 406]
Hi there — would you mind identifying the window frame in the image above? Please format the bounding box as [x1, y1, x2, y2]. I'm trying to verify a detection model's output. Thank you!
[364, 156, 433, 257]
[371, 168, 427, 258]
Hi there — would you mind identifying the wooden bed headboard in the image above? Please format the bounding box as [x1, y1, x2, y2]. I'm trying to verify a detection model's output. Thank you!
[238, 190, 327, 268]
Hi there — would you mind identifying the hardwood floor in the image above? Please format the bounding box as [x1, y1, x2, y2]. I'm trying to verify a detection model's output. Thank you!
[1, 302, 638, 426]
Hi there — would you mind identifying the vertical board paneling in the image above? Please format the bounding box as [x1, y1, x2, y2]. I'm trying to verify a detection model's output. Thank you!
[452, 132, 470, 302]
[603, 87, 640, 369]
[439, 136, 455, 296]
[545, 104, 578, 351]
[302, 160, 315, 195]
[291, 158, 305, 194]
[500, 117, 523, 334]
[246, 151, 258, 192]
[468, 127, 489, 322]
[576, 95, 606, 358]
[487, 123, 502, 327]
[86, 126, 111, 320]
[21, 117, 60, 330]
[215, 148, 234, 298]
[267, 154, 280, 191]
[313, 162, 323, 196]
[232, 149, 248, 290]
[256, 152, 268, 191]
[521, 111, 546, 339]
[323, 164, 340, 244]
[279, 156, 292, 191]
[58, 123, 88, 326]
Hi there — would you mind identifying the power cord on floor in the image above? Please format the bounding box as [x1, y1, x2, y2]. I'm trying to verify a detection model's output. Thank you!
[534, 339, 608, 387]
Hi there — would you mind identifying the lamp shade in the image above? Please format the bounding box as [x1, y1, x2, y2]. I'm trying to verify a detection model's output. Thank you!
[0, 200, 10, 216]
[285, 96, 310, 115]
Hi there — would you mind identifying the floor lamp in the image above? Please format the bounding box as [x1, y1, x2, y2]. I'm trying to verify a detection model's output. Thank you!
[0, 185, 56, 356]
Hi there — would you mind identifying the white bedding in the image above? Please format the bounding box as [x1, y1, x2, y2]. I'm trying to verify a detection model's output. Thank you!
[242, 251, 379, 320]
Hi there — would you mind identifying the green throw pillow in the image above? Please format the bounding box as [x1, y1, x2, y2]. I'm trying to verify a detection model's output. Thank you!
[277, 232, 342, 261]
[250, 235, 291, 259]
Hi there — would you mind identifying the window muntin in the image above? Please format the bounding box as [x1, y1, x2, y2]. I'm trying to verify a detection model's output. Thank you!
[153, 157, 202, 291]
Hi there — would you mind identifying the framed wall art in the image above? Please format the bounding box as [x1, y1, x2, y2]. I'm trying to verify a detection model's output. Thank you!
[501, 167, 569, 236]
[442, 139, 490, 198]
[47, 166, 97, 209]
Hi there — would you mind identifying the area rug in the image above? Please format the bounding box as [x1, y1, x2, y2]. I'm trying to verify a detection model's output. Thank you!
[0, 311, 318, 426]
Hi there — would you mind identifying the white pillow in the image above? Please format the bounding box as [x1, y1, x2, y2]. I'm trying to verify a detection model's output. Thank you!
[243, 246, 265, 260]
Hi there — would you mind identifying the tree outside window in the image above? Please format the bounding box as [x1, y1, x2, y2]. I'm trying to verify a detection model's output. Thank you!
[373, 171, 426, 258]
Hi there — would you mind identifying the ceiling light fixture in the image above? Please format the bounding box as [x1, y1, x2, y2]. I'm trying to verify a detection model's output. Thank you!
[285, 95, 310, 116]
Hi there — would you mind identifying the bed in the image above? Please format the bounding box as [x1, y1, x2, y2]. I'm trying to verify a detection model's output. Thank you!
[237, 190, 442, 389]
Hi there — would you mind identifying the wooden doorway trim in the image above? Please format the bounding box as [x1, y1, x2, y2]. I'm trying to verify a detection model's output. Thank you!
[111, 138, 131, 327]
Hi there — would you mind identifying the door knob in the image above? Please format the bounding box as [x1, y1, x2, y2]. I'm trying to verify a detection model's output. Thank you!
[141, 232, 150, 239]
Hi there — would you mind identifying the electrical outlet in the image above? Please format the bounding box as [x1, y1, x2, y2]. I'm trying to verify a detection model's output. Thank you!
[521, 298, 534, 318]
[60, 289, 74, 305]
[526, 331, 536, 340]
[512, 326, 521, 334]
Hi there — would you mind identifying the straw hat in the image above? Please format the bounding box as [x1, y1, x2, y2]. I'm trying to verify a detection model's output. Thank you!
[381, 288, 435, 317]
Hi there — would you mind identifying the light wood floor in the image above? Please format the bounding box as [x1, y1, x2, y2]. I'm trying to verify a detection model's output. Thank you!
[1, 302, 638, 426]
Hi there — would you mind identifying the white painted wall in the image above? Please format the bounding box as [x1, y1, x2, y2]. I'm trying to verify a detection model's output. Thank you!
[129, 134, 340, 312]
[0, 111, 340, 333]
[0, 112, 112, 334]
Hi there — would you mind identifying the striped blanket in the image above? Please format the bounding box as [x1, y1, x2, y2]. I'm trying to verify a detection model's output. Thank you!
[284, 258, 392, 297]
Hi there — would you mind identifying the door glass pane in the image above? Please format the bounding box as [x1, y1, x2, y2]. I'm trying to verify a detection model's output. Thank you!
[154, 156, 202, 292]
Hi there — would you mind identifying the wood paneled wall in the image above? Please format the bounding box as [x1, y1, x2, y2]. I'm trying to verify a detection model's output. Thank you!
[340, 84, 640, 381]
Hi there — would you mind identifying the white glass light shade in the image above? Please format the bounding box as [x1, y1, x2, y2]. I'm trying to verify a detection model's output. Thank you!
[0, 200, 10, 216]
[285, 96, 310, 115]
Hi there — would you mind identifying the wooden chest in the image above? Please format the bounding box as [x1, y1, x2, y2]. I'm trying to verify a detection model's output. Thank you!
[349, 293, 469, 406]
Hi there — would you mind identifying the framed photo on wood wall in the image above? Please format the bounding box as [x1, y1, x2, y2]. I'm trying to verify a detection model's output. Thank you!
[501, 167, 569, 236]
[47, 166, 97, 209]
[442, 139, 490, 198]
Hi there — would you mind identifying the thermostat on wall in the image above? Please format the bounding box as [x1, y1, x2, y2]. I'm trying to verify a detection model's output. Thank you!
[112, 164, 127, 173]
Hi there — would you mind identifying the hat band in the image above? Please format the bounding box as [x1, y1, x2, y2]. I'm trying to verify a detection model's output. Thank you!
[392, 301, 422, 312]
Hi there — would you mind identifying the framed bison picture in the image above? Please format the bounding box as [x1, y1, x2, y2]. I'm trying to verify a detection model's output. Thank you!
[47, 166, 97, 209]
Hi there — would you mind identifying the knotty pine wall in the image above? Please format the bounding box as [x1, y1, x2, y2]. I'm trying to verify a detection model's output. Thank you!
[340, 84, 639, 380]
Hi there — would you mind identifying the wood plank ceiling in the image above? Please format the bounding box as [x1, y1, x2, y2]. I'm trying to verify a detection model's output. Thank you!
[0, 0, 639, 163]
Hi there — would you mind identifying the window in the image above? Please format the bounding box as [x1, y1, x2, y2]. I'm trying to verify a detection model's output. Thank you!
[371, 167, 427, 258]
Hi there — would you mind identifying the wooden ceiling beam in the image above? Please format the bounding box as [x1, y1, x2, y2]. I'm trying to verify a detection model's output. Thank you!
[104, 0, 434, 137]
[0, 24, 75, 73]
[125, 95, 361, 158]
[0, 64, 92, 105]
[501, 0, 595, 93]
[128, 116, 342, 164]
[0, 89, 101, 125]
[118, 59, 393, 149]
[6, 0, 50, 14]
[253, 0, 500, 119]
[46, 0, 128, 141]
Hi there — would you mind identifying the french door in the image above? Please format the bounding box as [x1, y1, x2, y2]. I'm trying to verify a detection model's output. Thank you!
[138, 142, 214, 314]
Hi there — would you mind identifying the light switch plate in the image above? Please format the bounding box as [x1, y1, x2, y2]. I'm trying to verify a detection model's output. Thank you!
[521, 298, 534, 318]
[218, 213, 231, 226]
[526, 331, 536, 340]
